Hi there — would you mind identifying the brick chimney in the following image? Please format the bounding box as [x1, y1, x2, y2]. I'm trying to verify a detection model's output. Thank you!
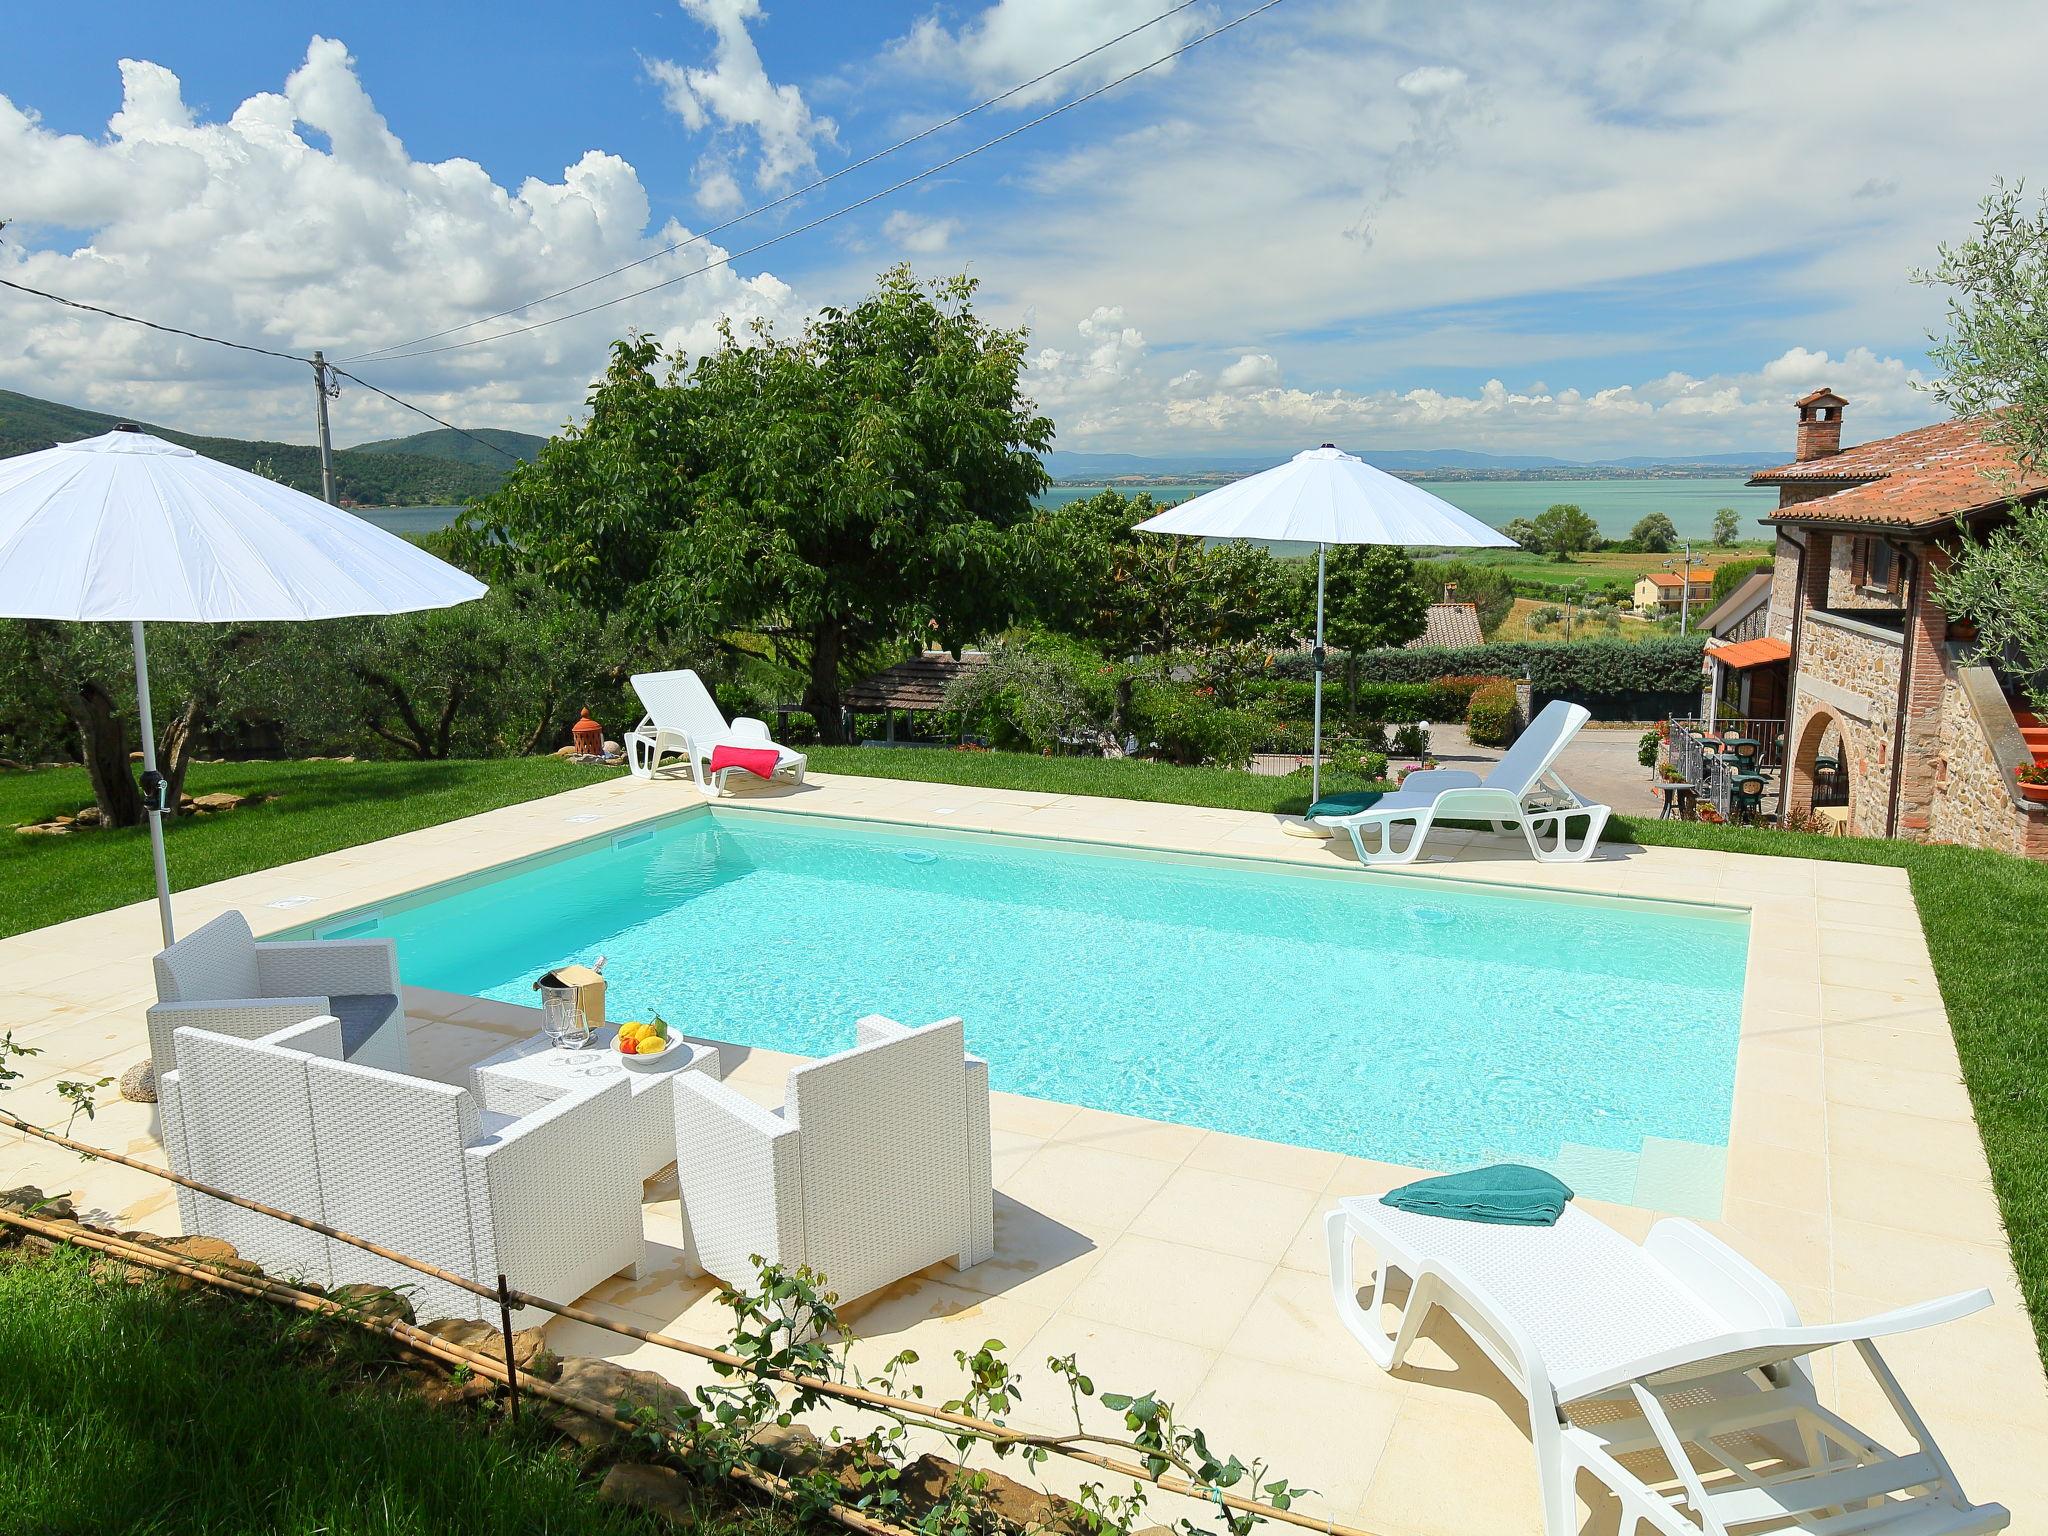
[1794, 387, 1847, 461]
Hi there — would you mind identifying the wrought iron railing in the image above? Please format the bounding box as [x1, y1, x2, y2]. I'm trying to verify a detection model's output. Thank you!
[1667, 717, 1786, 822]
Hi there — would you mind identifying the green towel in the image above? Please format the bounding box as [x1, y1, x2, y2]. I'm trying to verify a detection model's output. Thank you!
[1381, 1163, 1574, 1227]
[1306, 790, 1386, 820]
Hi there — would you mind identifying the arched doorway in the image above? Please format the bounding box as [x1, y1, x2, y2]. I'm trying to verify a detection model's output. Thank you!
[1787, 706, 1851, 819]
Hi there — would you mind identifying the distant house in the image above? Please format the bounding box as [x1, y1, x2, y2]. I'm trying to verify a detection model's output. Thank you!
[1748, 388, 2048, 856]
[1632, 569, 1714, 617]
[1409, 601, 1484, 649]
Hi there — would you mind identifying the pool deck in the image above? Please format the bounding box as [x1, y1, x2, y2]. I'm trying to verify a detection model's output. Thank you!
[2, 768, 2041, 1534]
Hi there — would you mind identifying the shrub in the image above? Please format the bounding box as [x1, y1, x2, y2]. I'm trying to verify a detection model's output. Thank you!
[1711, 557, 1775, 605]
[1360, 749, 1389, 781]
[1129, 680, 1268, 768]
[1269, 637, 1709, 696]
[1638, 729, 1661, 769]
[1243, 678, 1482, 723]
[1466, 680, 1519, 746]
[939, 633, 1116, 753]
[1391, 722, 1430, 757]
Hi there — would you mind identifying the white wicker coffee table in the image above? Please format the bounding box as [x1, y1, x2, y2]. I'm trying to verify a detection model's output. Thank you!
[470, 1025, 720, 1180]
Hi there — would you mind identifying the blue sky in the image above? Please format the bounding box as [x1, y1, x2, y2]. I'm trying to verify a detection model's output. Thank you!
[4, 1, 2045, 456]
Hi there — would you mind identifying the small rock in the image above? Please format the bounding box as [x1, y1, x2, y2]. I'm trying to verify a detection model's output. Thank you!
[906, 1454, 1070, 1530]
[553, 745, 579, 759]
[119, 1060, 157, 1104]
[72, 806, 102, 827]
[14, 823, 71, 836]
[420, 1317, 559, 1381]
[329, 1283, 417, 1325]
[551, 1356, 692, 1447]
[190, 792, 245, 812]
[0, 1185, 75, 1222]
[598, 1463, 700, 1525]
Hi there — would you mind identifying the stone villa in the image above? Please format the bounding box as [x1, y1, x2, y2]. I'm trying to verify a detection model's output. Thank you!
[1734, 389, 2048, 856]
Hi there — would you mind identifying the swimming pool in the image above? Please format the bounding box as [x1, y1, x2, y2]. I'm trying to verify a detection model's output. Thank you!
[301, 810, 1748, 1178]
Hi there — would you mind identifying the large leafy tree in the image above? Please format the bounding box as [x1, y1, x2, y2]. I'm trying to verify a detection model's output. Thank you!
[458, 268, 1053, 741]
[1322, 544, 1429, 651]
[1529, 503, 1600, 560]
[1025, 489, 1299, 658]
[1711, 507, 1743, 546]
[1630, 512, 1678, 554]
[1917, 181, 2048, 710]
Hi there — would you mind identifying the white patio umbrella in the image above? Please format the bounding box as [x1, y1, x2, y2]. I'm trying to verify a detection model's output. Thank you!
[0, 427, 487, 944]
[1135, 445, 1514, 804]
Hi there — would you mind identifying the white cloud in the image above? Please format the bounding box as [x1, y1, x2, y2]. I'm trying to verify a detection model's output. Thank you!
[1217, 352, 1282, 390]
[1029, 320, 1931, 456]
[645, 0, 836, 206]
[0, 38, 803, 443]
[891, 0, 1209, 104]
[882, 210, 960, 254]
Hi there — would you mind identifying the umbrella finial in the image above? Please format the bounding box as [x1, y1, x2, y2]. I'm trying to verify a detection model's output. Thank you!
[114, 422, 143, 433]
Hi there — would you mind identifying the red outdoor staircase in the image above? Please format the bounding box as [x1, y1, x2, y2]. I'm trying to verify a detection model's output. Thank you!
[2016, 706, 2048, 769]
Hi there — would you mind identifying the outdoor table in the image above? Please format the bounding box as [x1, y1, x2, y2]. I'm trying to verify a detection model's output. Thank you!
[1655, 781, 1699, 820]
[471, 1024, 720, 1181]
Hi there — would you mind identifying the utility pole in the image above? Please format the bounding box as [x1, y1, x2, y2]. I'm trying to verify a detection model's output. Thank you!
[1679, 539, 1694, 635]
[311, 351, 339, 506]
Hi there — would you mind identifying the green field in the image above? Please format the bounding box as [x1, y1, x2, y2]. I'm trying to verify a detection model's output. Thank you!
[1445, 542, 1775, 597]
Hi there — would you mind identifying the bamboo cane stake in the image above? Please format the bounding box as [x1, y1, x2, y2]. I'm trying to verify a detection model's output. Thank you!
[2, 1115, 1358, 1536]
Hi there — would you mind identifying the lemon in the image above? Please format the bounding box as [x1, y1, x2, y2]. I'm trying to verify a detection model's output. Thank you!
[636, 1036, 665, 1056]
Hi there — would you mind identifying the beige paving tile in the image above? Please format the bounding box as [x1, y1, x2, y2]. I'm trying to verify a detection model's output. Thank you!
[1722, 1139, 1830, 1215]
[1179, 1353, 1404, 1515]
[1000, 1141, 1178, 1232]
[1063, 1233, 1272, 1350]
[1014, 1313, 1219, 1440]
[1827, 1101, 1987, 1173]
[947, 1195, 1111, 1312]
[1827, 1156, 2007, 1247]
[1222, 1262, 1390, 1385]
[1830, 1220, 2021, 1309]
[1129, 1165, 1322, 1264]
[1357, 1393, 1547, 1536]
[1824, 1057, 1976, 1123]
[1053, 1106, 1205, 1164]
[1182, 1129, 1344, 1192]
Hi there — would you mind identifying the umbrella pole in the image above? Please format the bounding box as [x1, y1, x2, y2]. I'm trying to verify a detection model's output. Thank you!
[129, 621, 176, 946]
[1311, 542, 1327, 805]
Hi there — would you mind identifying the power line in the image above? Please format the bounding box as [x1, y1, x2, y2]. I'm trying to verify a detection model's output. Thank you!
[350, 0, 1288, 365]
[0, 275, 313, 365]
[343, 0, 1208, 364]
[0, 276, 519, 464]
[326, 365, 526, 463]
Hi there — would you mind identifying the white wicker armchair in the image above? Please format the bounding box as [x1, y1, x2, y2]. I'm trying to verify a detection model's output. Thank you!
[160, 1017, 643, 1326]
[303, 1051, 644, 1327]
[148, 910, 409, 1076]
[672, 1015, 994, 1302]
[157, 1016, 343, 1285]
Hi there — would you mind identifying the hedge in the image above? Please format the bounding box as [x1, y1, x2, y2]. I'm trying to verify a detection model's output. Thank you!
[1243, 678, 1492, 723]
[1465, 679, 1519, 746]
[1269, 637, 1707, 696]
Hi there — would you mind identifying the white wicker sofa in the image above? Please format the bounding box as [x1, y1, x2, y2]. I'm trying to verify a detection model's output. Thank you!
[672, 1015, 994, 1302]
[159, 1017, 644, 1326]
[148, 910, 410, 1078]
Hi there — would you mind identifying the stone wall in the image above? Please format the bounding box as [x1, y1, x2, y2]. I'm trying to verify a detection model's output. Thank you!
[1788, 610, 1902, 837]
[1929, 664, 2048, 857]
[1823, 534, 1908, 613]
[1765, 532, 1803, 643]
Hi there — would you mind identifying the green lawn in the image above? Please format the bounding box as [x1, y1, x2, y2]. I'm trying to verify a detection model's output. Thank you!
[0, 757, 615, 939]
[0, 1243, 728, 1535]
[5, 749, 2044, 1362]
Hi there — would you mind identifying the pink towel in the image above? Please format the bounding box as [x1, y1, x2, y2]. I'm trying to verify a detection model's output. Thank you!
[710, 744, 781, 780]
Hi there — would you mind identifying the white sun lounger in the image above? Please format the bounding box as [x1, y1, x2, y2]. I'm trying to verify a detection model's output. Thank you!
[1312, 698, 1610, 864]
[1326, 1196, 2007, 1536]
[625, 668, 807, 796]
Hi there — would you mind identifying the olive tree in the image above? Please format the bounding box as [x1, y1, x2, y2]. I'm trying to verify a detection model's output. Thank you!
[1917, 180, 2048, 710]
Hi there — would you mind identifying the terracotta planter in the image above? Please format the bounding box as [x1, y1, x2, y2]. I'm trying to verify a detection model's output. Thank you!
[2019, 778, 2048, 806]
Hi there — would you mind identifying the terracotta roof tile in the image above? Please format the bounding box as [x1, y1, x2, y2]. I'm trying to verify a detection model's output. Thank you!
[1409, 602, 1484, 649]
[1705, 635, 1791, 669]
[1752, 413, 2048, 528]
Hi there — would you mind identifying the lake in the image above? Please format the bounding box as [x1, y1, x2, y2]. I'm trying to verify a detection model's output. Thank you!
[348, 476, 1776, 543]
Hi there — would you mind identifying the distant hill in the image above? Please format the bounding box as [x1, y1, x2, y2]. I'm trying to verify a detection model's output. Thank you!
[0, 389, 522, 508]
[1043, 446, 1779, 479]
[354, 426, 547, 468]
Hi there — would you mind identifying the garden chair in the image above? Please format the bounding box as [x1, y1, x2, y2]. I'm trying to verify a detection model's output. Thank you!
[1326, 1195, 2007, 1536]
[148, 910, 409, 1078]
[1309, 700, 1611, 865]
[302, 1048, 644, 1327]
[671, 1016, 994, 1303]
[625, 668, 806, 795]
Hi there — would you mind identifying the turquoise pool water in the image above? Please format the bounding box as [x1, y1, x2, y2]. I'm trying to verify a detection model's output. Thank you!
[312, 812, 1747, 1170]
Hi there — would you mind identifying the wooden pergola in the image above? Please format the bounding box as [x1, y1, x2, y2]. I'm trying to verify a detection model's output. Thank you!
[842, 650, 991, 742]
